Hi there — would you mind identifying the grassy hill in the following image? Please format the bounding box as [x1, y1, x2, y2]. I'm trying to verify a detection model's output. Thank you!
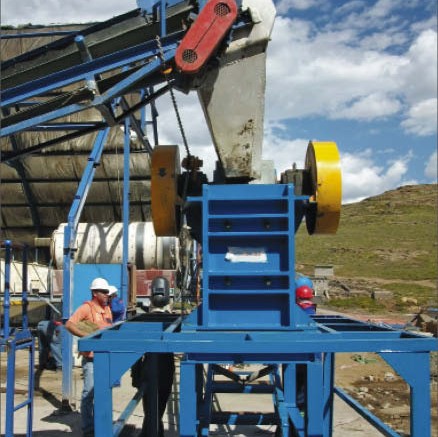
[296, 184, 437, 312]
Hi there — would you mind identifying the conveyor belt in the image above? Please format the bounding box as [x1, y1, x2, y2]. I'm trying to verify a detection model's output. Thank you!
[1, 3, 193, 91]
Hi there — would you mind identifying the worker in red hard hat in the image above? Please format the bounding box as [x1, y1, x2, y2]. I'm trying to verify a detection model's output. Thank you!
[295, 285, 316, 315]
[295, 283, 317, 408]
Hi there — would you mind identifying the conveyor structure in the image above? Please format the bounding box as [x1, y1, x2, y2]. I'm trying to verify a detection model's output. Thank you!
[1, 1, 437, 436]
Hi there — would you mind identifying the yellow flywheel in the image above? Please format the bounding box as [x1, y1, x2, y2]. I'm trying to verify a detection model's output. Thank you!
[305, 141, 342, 234]
[151, 145, 181, 236]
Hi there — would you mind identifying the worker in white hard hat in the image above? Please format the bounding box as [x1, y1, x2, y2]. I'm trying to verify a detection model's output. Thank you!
[65, 277, 113, 437]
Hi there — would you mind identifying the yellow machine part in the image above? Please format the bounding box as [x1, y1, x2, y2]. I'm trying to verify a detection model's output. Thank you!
[151, 145, 181, 236]
[305, 141, 342, 234]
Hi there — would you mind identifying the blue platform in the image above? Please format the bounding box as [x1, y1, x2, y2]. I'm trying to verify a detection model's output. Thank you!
[80, 184, 437, 437]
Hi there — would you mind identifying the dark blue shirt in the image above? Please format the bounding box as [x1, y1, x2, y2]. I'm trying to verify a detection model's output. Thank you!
[110, 298, 126, 322]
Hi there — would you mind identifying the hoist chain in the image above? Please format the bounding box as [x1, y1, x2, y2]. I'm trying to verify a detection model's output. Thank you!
[155, 35, 191, 159]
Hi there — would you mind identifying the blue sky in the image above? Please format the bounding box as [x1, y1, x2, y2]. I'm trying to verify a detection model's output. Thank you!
[1, 0, 437, 203]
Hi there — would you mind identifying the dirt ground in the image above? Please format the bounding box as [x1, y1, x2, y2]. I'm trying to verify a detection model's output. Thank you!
[335, 352, 438, 437]
[317, 307, 438, 436]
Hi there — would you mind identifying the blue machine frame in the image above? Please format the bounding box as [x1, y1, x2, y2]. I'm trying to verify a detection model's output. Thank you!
[80, 184, 437, 437]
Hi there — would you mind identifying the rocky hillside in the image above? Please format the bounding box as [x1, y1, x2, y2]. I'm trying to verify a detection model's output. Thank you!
[296, 184, 437, 314]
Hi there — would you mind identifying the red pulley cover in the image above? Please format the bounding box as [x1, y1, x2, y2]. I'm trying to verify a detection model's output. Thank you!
[175, 0, 238, 74]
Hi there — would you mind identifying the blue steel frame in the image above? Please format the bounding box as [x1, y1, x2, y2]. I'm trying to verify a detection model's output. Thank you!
[61, 127, 111, 408]
[80, 185, 438, 437]
[80, 314, 437, 437]
[0, 0, 189, 413]
[0, 241, 35, 437]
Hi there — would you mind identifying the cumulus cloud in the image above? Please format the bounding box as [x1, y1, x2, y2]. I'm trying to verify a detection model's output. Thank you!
[398, 30, 437, 106]
[341, 149, 415, 203]
[333, 92, 402, 121]
[401, 98, 437, 136]
[1, 0, 138, 25]
[266, 17, 406, 121]
[275, 0, 322, 14]
[425, 151, 437, 180]
[266, 15, 437, 131]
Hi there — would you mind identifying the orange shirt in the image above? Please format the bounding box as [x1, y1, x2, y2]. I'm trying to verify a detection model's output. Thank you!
[68, 299, 112, 358]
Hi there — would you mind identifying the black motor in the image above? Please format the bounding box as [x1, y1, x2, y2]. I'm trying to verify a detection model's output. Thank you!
[150, 276, 170, 308]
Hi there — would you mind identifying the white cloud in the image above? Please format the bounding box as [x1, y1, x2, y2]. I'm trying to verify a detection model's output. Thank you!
[1, 0, 138, 25]
[401, 98, 437, 136]
[333, 92, 402, 121]
[266, 17, 408, 121]
[275, 0, 322, 14]
[340, 149, 414, 203]
[425, 151, 438, 180]
[367, 0, 399, 19]
[334, 1, 366, 17]
[398, 30, 438, 106]
[265, 13, 437, 139]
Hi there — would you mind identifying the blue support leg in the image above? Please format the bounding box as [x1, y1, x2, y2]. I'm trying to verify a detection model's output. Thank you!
[322, 353, 334, 437]
[5, 338, 16, 437]
[380, 351, 432, 437]
[180, 360, 198, 437]
[273, 365, 290, 437]
[93, 353, 114, 437]
[284, 363, 304, 437]
[27, 337, 35, 437]
[199, 365, 214, 436]
[306, 360, 324, 437]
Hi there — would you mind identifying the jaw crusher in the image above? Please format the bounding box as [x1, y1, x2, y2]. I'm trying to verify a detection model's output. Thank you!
[1, 1, 436, 436]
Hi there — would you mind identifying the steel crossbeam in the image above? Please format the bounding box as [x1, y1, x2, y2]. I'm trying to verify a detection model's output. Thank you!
[80, 313, 437, 437]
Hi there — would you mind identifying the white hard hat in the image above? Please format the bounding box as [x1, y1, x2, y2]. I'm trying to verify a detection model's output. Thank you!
[108, 285, 118, 296]
[90, 277, 110, 291]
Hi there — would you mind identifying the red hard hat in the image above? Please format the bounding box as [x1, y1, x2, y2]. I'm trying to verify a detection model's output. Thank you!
[296, 285, 314, 300]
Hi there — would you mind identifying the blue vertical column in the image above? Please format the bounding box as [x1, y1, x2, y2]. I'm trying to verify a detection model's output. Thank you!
[306, 360, 324, 436]
[3, 240, 12, 337]
[274, 365, 291, 437]
[121, 117, 131, 309]
[180, 360, 198, 437]
[199, 365, 214, 436]
[380, 352, 432, 437]
[322, 353, 334, 437]
[5, 337, 16, 436]
[26, 336, 35, 437]
[62, 127, 111, 408]
[283, 363, 305, 436]
[93, 353, 114, 436]
[21, 245, 29, 330]
[287, 185, 296, 327]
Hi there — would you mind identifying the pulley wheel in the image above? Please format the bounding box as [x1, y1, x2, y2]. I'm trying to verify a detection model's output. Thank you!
[151, 145, 181, 236]
[305, 141, 342, 234]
